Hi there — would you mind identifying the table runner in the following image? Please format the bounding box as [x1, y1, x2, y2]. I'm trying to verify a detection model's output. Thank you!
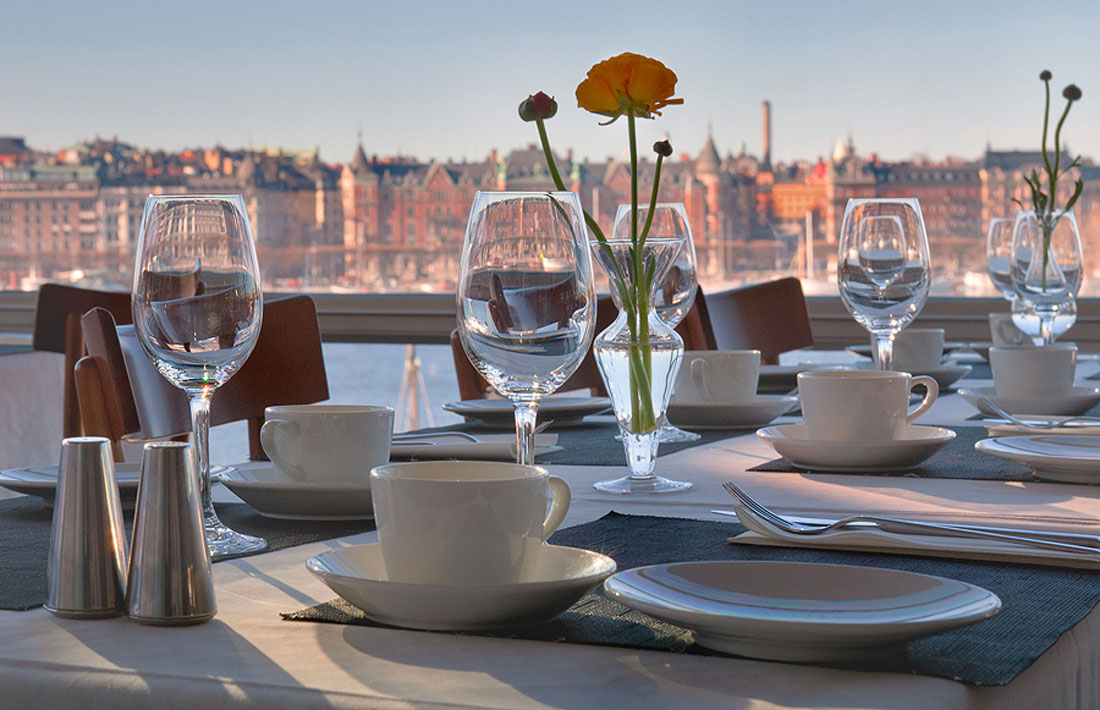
[749, 426, 1035, 480]
[0, 497, 375, 611]
[284, 511, 1100, 686]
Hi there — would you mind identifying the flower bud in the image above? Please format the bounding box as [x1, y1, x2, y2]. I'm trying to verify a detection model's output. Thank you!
[519, 92, 558, 122]
[1063, 84, 1082, 101]
[653, 139, 673, 157]
[1039, 70, 1052, 81]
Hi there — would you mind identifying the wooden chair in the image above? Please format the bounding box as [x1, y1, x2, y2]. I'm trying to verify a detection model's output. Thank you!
[32, 283, 133, 438]
[703, 277, 813, 364]
[450, 287, 716, 400]
[74, 295, 330, 461]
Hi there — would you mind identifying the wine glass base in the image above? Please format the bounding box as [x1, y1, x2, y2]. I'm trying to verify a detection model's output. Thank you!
[204, 514, 267, 560]
[593, 475, 693, 495]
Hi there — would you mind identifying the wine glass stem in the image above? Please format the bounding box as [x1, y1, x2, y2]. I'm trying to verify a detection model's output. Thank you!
[513, 402, 538, 465]
[186, 389, 216, 518]
[1039, 313, 1056, 346]
[874, 332, 894, 370]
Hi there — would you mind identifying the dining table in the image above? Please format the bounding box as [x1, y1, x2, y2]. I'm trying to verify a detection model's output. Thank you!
[1, 351, 1099, 709]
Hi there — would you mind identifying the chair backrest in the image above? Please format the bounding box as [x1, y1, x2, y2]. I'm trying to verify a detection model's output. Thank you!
[75, 295, 330, 460]
[704, 277, 813, 364]
[32, 283, 133, 438]
[449, 288, 716, 400]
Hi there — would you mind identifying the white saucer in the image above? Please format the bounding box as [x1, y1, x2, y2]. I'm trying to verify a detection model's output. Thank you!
[960, 386, 1100, 417]
[306, 542, 616, 631]
[975, 436, 1100, 484]
[0, 463, 141, 507]
[756, 424, 956, 472]
[846, 342, 966, 359]
[442, 396, 611, 428]
[667, 395, 797, 430]
[220, 462, 373, 520]
[603, 560, 999, 662]
[968, 342, 993, 361]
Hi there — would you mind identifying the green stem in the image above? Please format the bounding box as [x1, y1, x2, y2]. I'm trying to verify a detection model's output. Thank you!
[1040, 79, 1053, 188]
[535, 117, 567, 192]
[638, 154, 664, 245]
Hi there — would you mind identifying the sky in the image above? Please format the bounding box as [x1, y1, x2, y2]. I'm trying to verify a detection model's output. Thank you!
[4, 0, 1099, 167]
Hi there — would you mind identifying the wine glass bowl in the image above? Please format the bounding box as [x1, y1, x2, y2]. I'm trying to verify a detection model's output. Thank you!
[457, 192, 596, 464]
[986, 217, 1016, 302]
[838, 199, 931, 370]
[1010, 209, 1083, 345]
[132, 195, 266, 558]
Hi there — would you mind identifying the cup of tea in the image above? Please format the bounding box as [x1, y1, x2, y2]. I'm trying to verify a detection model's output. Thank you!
[673, 350, 761, 404]
[370, 461, 570, 585]
[797, 370, 939, 441]
[260, 404, 394, 484]
[873, 328, 944, 372]
[989, 344, 1076, 399]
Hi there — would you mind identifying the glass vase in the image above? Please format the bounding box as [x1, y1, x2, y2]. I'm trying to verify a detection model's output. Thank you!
[1010, 209, 1083, 345]
[591, 237, 691, 494]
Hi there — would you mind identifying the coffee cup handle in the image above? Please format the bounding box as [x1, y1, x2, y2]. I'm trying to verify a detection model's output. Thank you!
[690, 359, 714, 402]
[259, 419, 308, 481]
[905, 375, 939, 424]
[541, 476, 571, 540]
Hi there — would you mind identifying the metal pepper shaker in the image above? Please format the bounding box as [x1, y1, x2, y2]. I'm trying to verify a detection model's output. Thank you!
[45, 436, 128, 618]
[126, 441, 216, 625]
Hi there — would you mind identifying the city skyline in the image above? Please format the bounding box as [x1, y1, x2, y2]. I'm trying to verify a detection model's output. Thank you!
[6, 0, 1099, 167]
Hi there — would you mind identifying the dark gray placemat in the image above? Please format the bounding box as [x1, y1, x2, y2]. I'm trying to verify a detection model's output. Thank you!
[749, 426, 1033, 480]
[284, 511, 1100, 686]
[961, 362, 992, 380]
[966, 401, 1100, 421]
[404, 422, 742, 466]
[0, 497, 375, 611]
[0, 344, 34, 355]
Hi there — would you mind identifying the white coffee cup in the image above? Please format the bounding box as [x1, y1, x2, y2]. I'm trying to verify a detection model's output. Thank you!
[989, 313, 1032, 347]
[260, 404, 394, 484]
[370, 461, 570, 585]
[797, 370, 939, 441]
[673, 350, 761, 404]
[873, 328, 944, 373]
[989, 344, 1077, 399]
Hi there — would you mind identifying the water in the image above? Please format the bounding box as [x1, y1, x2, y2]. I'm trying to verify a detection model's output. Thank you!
[596, 341, 681, 433]
[463, 327, 587, 399]
[209, 342, 464, 464]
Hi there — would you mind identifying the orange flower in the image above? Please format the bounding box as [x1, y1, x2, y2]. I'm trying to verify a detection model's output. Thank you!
[575, 52, 683, 121]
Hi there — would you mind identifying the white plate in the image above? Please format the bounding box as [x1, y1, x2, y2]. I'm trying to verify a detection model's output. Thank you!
[603, 560, 999, 661]
[667, 395, 797, 430]
[306, 542, 616, 631]
[756, 423, 956, 472]
[975, 436, 1100, 483]
[390, 433, 561, 461]
[220, 462, 373, 520]
[757, 364, 856, 394]
[0, 462, 141, 507]
[960, 386, 1100, 417]
[442, 396, 611, 428]
[846, 342, 966, 359]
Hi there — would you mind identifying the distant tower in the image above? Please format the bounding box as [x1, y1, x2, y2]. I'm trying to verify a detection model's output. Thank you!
[761, 100, 772, 171]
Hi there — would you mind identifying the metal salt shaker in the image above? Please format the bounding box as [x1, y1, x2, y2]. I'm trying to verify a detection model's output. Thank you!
[45, 436, 128, 618]
[126, 441, 216, 625]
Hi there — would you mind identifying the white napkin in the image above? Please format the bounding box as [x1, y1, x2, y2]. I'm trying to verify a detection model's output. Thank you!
[983, 417, 1100, 437]
[729, 518, 1100, 570]
[390, 433, 561, 461]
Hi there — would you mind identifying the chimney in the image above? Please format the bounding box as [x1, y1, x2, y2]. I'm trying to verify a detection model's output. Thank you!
[762, 100, 772, 169]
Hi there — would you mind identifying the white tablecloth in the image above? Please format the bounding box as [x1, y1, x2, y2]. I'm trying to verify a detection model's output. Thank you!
[1, 358, 1099, 709]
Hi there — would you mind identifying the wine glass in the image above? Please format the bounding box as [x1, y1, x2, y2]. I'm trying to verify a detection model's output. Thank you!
[1010, 209, 1083, 345]
[1013, 294, 1077, 345]
[456, 192, 596, 464]
[612, 202, 699, 443]
[985, 217, 1016, 302]
[838, 199, 932, 370]
[132, 195, 266, 558]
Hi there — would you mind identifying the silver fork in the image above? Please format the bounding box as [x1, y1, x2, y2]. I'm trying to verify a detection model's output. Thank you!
[958, 388, 1100, 430]
[722, 481, 1100, 555]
